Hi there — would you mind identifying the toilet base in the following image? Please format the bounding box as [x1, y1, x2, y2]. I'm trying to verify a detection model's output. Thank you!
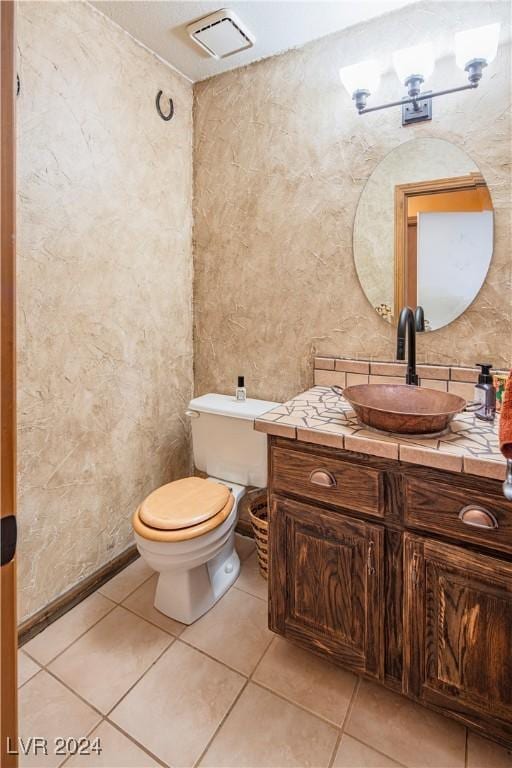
[153, 532, 240, 624]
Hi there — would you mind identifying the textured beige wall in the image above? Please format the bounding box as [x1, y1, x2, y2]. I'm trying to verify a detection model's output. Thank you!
[193, 1, 512, 405]
[17, 1, 193, 621]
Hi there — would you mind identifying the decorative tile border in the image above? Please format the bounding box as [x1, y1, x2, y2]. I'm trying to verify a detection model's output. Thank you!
[255, 386, 507, 480]
[314, 357, 509, 386]
[334, 360, 370, 375]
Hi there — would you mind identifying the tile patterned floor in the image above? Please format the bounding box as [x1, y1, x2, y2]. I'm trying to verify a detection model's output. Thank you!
[19, 535, 512, 768]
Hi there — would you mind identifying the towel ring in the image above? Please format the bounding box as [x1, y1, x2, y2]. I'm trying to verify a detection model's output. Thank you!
[156, 90, 174, 121]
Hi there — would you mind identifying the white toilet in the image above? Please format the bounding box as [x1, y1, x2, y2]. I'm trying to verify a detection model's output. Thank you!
[132, 393, 278, 624]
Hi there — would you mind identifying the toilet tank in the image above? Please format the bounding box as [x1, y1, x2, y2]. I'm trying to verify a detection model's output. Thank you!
[188, 393, 279, 487]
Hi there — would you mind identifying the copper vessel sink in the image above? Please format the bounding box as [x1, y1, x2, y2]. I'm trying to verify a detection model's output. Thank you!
[341, 384, 466, 436]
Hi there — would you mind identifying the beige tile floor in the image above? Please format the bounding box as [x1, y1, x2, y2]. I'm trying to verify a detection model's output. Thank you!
[19, 534, 512, 768]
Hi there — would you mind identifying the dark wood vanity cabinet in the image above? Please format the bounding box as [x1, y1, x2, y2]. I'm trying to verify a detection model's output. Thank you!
[404, 534, 512, 742]
[270, 496, 384, 678]
[268, 436, 512, 748]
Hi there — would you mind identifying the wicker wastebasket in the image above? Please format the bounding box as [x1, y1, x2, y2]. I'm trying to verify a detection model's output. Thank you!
[246, 488, 269, 579]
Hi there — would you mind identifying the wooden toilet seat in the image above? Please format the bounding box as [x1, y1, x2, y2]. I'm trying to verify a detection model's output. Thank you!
[133, 477, 234, 542]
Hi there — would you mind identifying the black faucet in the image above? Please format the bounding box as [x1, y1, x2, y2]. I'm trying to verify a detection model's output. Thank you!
[396, 306, 425, 385]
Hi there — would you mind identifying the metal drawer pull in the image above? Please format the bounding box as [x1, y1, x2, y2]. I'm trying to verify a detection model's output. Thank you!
[309, 469, 337, 488]
[458, 505, 498, 530]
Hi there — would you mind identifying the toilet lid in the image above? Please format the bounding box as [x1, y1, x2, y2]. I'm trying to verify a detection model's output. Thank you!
[139, 477, 231, 530]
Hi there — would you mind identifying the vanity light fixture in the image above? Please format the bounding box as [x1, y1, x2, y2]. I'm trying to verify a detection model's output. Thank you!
[454, 23, 500, 81]
[339, 22, 500, 126]
[338, 59, 381, 112]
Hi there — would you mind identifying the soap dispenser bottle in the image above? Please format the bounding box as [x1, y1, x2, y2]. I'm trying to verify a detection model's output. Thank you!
[474, 363, 496, 421]
[236, 376, 246, 402]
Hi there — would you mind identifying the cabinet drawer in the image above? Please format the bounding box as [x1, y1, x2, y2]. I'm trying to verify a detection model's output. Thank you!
[271, 446, 384, 517]
[404, 476, 512, 555]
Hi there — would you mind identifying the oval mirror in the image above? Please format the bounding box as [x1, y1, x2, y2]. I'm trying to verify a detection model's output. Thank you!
[353, 138, 494, 331]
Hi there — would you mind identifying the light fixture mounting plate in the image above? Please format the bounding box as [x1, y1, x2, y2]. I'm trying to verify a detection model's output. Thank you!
[402, 94, 432, 125]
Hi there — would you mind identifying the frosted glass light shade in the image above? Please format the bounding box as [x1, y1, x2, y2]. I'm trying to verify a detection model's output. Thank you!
[339, 60, 380, 95]
[393, 42, 434, 84]
[455, 23, 500, 69]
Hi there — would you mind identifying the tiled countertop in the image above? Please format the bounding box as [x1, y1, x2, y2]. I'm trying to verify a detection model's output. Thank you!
[255, 386, 507, 481]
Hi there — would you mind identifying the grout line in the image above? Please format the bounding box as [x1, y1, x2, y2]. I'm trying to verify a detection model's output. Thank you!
[104, 718, 170, 768]
[23, 558, 259, 690]
[20, 573, 255, 690]
[59, 715, 170, 768]
[18, 546, 140, 646]
[19, 667, 103, 763]
[336, 678, 409, 768]
[103, 626, 264, 768]
[103, 637, 175, 719]
[251, 633, 276, 676]
[341, 733, 409, 768]
[59, 718, 104, 768]
[231, 583, 268, 602]
[61, 642, 180, 764]
[249, 676, 346, 730]
[22, 597, 118, 669]
[26, 627, 406, 768]
[98, 570, 269, 765]
[97, 568, 155, 605]
[247, 630, 275, 684]
[192, 677, 250, 768]
[40, 666, 106, 719]
[327, 676, 361, 768]
[23, 559, 155, 667]
[20, 672, 109, 768]
[340, 675, 360, 732]
[21, 560, 421, 768]
[248, 635, 357, 729]
[119, 602, 186, 639]
[175, 636, 252, 678]
[327, 729, 344, 768]
[23, 623, 174, 727]
[249, 676, 345, 732]
[191, 620, 276, 768]
[17, 651, 43, 690]
[246, 638, 276, 682]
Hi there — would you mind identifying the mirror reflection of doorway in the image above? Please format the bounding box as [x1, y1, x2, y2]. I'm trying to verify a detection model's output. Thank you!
[395, 173, 492, 330]
[353, 138, 495, 332]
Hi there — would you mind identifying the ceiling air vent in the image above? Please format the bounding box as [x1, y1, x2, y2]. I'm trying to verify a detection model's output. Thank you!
[187, 9, 255, 59]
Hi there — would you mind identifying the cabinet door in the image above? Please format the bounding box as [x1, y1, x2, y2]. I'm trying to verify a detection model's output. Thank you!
[404, 533, 512, 740]
[269, 496, 384, 678]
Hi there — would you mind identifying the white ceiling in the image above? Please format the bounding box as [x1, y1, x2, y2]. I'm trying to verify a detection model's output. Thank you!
[90, 0, 417, 82]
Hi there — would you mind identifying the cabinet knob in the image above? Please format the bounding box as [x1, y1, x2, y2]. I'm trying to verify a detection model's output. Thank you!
[309, 469, 337, 488]
[458, 505, 498, 530]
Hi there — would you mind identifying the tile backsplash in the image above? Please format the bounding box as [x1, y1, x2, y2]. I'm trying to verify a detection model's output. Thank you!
[314, 357, 510, 404]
